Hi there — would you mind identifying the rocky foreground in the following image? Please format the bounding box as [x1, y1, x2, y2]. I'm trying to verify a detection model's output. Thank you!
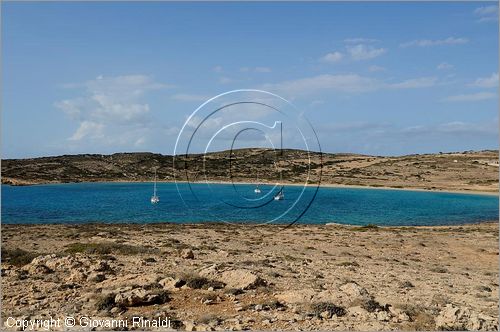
[2, 222, 499, 331]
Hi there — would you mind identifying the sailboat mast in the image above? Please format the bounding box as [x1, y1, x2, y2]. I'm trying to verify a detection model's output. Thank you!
[153, 169, 157, 196]
[280, 121, 283, 186]
[280, 121, 283, 156]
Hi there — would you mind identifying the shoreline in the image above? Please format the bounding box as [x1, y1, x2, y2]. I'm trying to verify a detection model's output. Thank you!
[3, 220, 498, 228]
[3, 179, 499, 196]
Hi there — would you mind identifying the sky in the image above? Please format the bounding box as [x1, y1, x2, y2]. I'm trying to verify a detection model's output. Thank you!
[2, 1, 499, 158]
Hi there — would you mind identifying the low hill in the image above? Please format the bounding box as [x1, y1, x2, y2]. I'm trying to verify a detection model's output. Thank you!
[2, 149, 498, 192]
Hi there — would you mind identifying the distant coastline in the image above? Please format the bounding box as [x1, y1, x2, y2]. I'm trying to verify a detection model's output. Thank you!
[2, 148, 498, 194]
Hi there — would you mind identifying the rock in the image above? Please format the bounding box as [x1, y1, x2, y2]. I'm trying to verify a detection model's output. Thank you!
[339, 282, 369, 299]
[110, 307, 121, 314]
[389, 307, 410, 322]
[220, 269, 265, 290]
[469, 313, 498, 331]
[91, 260, 112, 272]
[275, 289, 316, 304]
[23, 263, 52, 275]
[198, 264, 220, 279]
[398, 312, 410, 322]
[255, 304, 263, 311]
[180, 249, 194, 259]
[313, 290, 342, 304]
[348, 305, 369, 318]
[31, 254, 84, 271]
[87, 272, 106, 283]
[114, 288, 169, 307]
[376, 311, 390, 322]
[67, 270, 87, 282]
[184, 321, 196, 331]
[435, 304, 498, 331]
[159, 277, 185, 290]
[320, 311, 331, 319]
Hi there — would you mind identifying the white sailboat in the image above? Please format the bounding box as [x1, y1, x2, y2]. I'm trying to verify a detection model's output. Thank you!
[150, 168, 159, 204]
[274, 172, 284, 201]
[274, 187, 284, 200]
[254, 185, 261, 194]
[254, 173, 261, 194]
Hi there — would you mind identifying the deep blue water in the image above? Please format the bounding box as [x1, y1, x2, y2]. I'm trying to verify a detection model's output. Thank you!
[1, 182, 498, 226]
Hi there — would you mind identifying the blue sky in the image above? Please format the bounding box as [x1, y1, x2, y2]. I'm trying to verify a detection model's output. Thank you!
[2, 2, 498, 158]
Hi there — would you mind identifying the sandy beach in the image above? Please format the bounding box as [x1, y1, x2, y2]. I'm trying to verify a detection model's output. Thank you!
[2, 222, 498, 331]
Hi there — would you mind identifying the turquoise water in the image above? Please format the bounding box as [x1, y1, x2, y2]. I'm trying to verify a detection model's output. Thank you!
[1, 182, 498, 226]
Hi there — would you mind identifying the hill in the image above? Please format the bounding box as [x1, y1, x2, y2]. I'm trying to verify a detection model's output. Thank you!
[1, 149, 498, 193]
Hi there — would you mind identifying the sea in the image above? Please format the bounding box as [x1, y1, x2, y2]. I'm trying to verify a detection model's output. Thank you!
[1, 182, 498, 226]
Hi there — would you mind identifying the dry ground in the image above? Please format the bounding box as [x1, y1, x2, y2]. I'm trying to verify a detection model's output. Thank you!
[2, 222, 498, 331]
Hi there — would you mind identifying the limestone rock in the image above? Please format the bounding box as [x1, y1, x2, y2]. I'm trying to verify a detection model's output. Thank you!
[348, 305, 369, 319]
[435, 304, 498, 331]
[220, 269, 265, 290]
[67, 270, 87, 282]
[339, 282, 369, 299]
[23, 262, 53, 275]
[114, 288, 169, 307]
[159, 276, 185, 290]
[376, 310, 390, 322]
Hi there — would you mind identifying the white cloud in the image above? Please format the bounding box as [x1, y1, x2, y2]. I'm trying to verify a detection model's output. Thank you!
[437, 62, 454, 70]
[344, 38, 379, 43]
[321, 51, 344, 63]
[401, 121, 498, 138]
[261, 74, 437, 97]
[255, 67, 271, 73]
[347, 44, 386, 60]
[219, 77, 234, 84]
[69, 121, 104, 141]
[477, 16, 498, 23]
[469, 73, 499, 88]
[368, 65, 386, 72]
[240, 67, 272, 73]
[474, 5, 498, 22]
[321, 40, 386, 64]
[213, 65, 223, 73]
[390, 77, 437, 89]
[442, 91, 497, 102]
[261, 74, 380, 96]
[171, 93, 212, 102]
[56, 74, 170, 144]
[475, 5, 498, 15]
[134, 137, 146, 147]
[400, 37, 468, 48]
